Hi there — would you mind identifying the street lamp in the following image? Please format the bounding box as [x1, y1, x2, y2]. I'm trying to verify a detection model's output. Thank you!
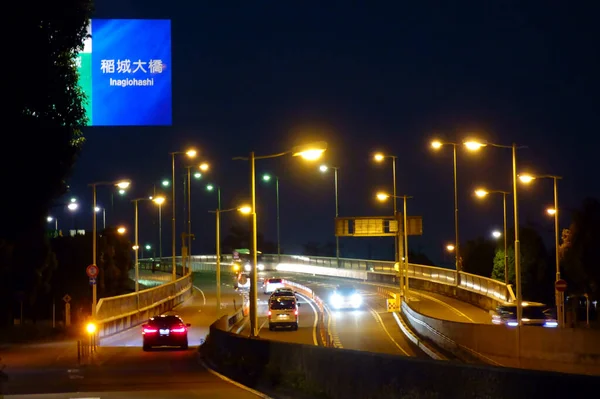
[518, 173, 564, 327]
[474, 188, 510, 285]
[492, 230, 502, 239]
[262, 173, 281, 261]
[373, 152, 399, 262]
[94, 206, 106, 230]
[233, 140, 327, 337]
[132, 196, 164, 295]
[206, 184, 221, 210]
[319, 164, 340, 264]
[47, 216, 58, 231]
[169, 148, 197, 281]
[183, 163, 209, 274]
[152, 196, 166, 259]
[117, 226, 126, 234]
[376, 191, 413, 298]
[431, 140, 461, 276]
[199, 162, 209, 172]
[209, 205, 252, 316]
[67, 202, 78, 211]
[464, 139, 526, 328]
[446, 244, 455, 252]
[89, 179, 131, 319]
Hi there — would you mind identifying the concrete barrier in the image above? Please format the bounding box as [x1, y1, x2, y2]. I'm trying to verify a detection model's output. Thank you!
[202, 320, 600, 399]
[401, 301, 600, 375]
[276, 263, 368, 280]
[95, 273, 193, 338]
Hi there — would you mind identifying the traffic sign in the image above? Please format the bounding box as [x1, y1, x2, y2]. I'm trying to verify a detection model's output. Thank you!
[555, 279, 567, 292]
[62, 294, 71, 303]
[86, 264, 99, 278]
[89, 277, 97, 285]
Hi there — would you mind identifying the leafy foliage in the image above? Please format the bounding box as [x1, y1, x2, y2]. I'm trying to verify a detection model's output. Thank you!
[0, 2, 93, 325]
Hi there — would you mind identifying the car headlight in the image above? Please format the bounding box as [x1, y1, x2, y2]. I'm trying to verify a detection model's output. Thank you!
[244, 263, 251, 272]
[350, 294, 362, 306]
[257, 263, 265, 271]
[330, 293, 343, 308]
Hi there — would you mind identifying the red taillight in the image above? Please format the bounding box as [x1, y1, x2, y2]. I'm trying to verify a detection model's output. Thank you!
[294, 310, 298, 316]
[171, 327, 186, 333]
[268, 310, 271, 319]
[143, 328, 157, 333]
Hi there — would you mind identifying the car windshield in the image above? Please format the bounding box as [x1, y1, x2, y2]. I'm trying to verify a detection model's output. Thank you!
[336, 286, 357, 296]
[270, 297, 296, 309]
[268, 278, 283, 284]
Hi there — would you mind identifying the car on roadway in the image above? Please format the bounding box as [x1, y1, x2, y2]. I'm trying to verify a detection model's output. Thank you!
[491, 302, 558, 327]
[329, 285, 363, 310]
[263, 278, 285, 294]
[142, 315, 191, 351]
[268, 295, 299, 331]
[270, 287, 296, 298]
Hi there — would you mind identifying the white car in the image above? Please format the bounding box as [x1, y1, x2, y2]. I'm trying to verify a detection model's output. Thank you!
[235, 273, 250, 290]
[263, 278, 285, 294]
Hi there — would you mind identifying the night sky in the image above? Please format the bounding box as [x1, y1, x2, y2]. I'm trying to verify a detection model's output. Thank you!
[61, 1, 600, 265]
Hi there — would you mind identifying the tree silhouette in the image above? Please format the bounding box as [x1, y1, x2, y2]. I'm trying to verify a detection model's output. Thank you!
[0, 1, 93, 326]
[461, 236, 496, 277]
[561, 198, 600, 299]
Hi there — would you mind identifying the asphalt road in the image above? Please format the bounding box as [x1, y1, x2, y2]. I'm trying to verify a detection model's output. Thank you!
[237, 289, 320, 345]
[258, 271, 491, 358]
[1, 276, 263, 399]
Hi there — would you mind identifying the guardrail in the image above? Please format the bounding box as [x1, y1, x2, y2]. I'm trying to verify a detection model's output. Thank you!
[282, 279, 335, 347]
[95, 272, 193, 338]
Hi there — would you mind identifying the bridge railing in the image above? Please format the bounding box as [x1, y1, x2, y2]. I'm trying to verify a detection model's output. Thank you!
[137, 253, 513, 307]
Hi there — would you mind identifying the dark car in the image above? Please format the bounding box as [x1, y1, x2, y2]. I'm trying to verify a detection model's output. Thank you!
[491, 302, 557, 328]
[142, 315, 190, 351]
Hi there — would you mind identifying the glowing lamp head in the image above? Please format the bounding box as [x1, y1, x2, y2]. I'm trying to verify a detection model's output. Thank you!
[492, 231, 502, 239]
[67, 203, 78, 211]
[193, 172, 202, 179]
[373, 153, 385, 162]
[115, 180, 131, 189]
[206, 184, 214, 191]
[186, 149, 197, 158]
[431, 141, 443, 149]
[262, 174, 271, 182]
[546, 208, 557, 215]
[132, 245, 139, 250]
[319, 165, 328, 172]
[86, 322, 97, 334]
[376, 192, 390, 201]
[292, 141, 327, 161]
[47, 216, 53, 222]
[519, 174, 535, 184]
[145, 244, 151, 250]
[153, 196, 165, 205]
[199, 162, 209, 171]
[238, 206, 252, 215]
[474, 189, 489, 198]
[161, 180, 170, 187]
[446, 244, 455, 252]
[117, 227, 126, 234]
[463, 140, 486, 151]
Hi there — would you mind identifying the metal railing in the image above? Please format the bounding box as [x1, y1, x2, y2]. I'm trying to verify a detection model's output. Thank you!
[95, 272, 192, 323]
[132, 253, 513, 317]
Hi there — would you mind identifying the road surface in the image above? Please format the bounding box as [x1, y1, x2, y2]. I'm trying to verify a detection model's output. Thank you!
[1, 276, 263, 398]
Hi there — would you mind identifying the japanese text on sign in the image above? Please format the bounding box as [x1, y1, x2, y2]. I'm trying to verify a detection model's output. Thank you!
[100, 59, 165, 74]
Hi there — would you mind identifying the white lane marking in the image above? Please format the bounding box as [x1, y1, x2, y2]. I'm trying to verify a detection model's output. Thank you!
[368, 307, 410, 356]
[296, 293, 319, 346]
[193, 285, 207, 305]
[409, 290, 474, 322]
[323, 304, 343, 348]
[201, 359, 274, 398]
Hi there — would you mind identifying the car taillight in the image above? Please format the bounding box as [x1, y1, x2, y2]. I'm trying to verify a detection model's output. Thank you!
[143, 328, 157, 333]
[171, 327, 186, 333]
[294, 310, 298, 316]
[268, 310, 271, 318]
